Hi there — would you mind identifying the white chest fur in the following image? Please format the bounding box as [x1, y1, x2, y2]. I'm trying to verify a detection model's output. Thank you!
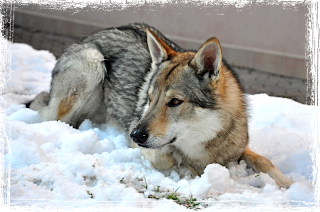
[171, 108, 222, 161]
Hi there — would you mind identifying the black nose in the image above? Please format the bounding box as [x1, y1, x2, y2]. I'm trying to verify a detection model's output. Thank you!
[130, 128, 149, 144]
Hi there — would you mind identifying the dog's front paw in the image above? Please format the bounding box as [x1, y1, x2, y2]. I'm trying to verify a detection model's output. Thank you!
[273, 172, 295, 189]
[152, 153, 175, 171]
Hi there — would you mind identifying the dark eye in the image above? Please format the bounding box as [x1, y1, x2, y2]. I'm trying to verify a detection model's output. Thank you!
[168, 98, 183, 107]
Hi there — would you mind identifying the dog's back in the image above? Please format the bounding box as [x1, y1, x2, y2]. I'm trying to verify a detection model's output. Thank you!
[30, 23, 182, 130]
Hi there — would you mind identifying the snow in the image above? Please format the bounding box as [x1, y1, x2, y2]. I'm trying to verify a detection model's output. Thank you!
[1, 42, 317, 211]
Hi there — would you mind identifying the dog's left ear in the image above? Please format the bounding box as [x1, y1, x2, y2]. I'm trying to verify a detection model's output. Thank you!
[146, 28, 177, 64]
[189, 37, 222, 80]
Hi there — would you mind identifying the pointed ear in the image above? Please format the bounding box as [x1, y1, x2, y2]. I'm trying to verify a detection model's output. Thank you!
[146, 28, 177, 64]
[189, 37, 222, 79]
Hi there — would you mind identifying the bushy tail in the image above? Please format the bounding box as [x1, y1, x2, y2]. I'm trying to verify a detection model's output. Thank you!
[27, 91, 50, 111]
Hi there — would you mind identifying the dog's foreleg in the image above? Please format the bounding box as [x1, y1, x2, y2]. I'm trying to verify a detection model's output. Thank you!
[241, 147, 294, 188]
[130, 140, 175, 170]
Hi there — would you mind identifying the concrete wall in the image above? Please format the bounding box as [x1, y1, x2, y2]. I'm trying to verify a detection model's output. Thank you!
[14, 3, 307, 79]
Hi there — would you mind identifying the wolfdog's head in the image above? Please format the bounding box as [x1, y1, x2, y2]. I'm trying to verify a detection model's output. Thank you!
[130, 28, 245, 150]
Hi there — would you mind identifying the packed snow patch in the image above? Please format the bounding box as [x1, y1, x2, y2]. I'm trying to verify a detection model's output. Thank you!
[1, 42, 316, 211]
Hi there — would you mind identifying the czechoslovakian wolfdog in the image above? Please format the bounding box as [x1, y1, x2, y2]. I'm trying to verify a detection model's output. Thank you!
[29, 23, 293, 188]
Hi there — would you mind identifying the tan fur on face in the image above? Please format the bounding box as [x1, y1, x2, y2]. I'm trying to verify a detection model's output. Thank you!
[146, 52, 195, 137]
[148, 105, 168, 137]
[158, 52, 195, 80]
